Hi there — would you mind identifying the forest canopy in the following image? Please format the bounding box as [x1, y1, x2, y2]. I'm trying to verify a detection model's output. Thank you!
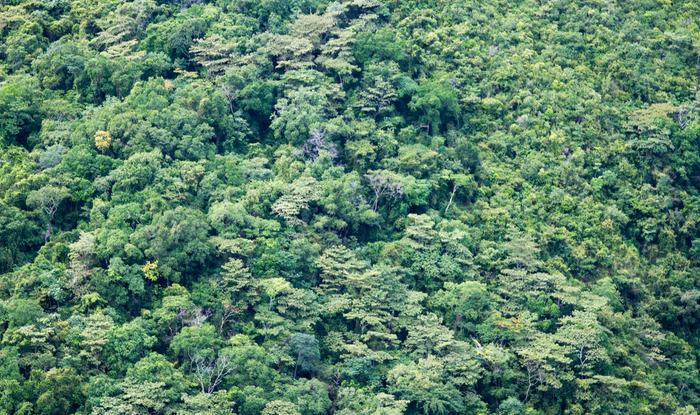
[1, 0, 700, 414]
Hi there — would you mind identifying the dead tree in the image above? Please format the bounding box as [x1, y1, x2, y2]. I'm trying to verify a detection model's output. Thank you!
[365, 171, 403, 211]
[188, 352, 235, 394]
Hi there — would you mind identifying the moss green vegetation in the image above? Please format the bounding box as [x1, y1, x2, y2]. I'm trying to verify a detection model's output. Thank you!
[1, 0, 700, 413]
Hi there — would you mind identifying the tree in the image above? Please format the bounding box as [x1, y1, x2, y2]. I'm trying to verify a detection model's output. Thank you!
[0, 75, 42, 147]
[431, 281, 491, 337]
[272, 175, 321, 225]
[189, 353, 235, 394]
[335, 387, 408, 415]
[364, 170, 403, 211]
[317, 245, 367, 294]
[178, 391, 235, 415]
[133, 207, 212, 283]
[289, 332, 320, 378]
[282, 378, 331, 415]
[217, 259, 258, 331]
[26, 185, 69, 243]
[90, 379, 173, 415]
[94, 131, 112, 151]
[403, 313, 458, 358]
[190, 35, 239, 78]
[354, 61, 410, 118]
[67, 311, 115, 371]
[0, 201, 41, 272]
[102, 352, 191, 411]
[556, 310, 609, 372]
[262, 401, 301, 415]
[515, 333, 573, 401]
[387, 355, 466, 415]
[300, 129, 337, 161]
[170, 324, 222, 363]
[408, 77, 461, 134]
[219, 335, 278, 391]
[270, 86, 338, 144]
[1, 297, 45, 328]
[104, 318, 156, 375]
[32, 368, 84, 415]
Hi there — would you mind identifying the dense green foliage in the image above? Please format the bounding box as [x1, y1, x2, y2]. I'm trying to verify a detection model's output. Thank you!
[1, 0, 700, 413]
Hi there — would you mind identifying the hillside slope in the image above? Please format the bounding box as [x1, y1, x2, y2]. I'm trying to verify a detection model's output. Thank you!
[1, 0, 699, 414]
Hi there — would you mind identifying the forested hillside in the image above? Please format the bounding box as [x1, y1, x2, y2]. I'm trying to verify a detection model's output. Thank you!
[1, 0, 700, 413]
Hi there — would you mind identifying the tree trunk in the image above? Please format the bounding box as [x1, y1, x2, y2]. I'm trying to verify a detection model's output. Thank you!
[44, 222, 52, 243]
[444, 182, 458, 215]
